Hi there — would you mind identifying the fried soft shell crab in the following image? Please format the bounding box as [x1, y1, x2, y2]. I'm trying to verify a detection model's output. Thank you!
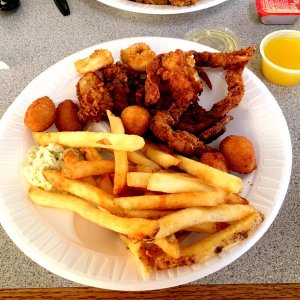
[74, 42, 255, 159]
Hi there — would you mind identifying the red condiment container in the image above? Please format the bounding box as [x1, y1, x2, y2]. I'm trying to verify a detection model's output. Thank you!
[256, 0, 300, 24]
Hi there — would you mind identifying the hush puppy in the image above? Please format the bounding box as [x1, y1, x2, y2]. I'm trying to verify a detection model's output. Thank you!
[24, 96, 56, 132]
[219, 135, 257, 174]
[120, 105, 151, 136]
[55, 100, 83, 131]
[199, 152, 228, 173]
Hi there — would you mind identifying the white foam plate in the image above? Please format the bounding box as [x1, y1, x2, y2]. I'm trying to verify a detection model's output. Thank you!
[0, 37, 292, 291]
[97, 0, 229, 14]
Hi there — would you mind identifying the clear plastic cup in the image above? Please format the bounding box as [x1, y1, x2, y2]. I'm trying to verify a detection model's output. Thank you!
[260, 30, 300, 86]
[185, 27, 239, 52]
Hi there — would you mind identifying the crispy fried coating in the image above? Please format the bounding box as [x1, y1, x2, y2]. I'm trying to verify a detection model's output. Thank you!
[24, 96, 56, 132]
[219, 135, 257, 174]
[146, 50, 208, 155]
[194, 47, 256, 118]
[76, 72, 113, 123]
[55, 100, 83, 131]
[74, 49, 114, 74]
[121, 43, 156, 73]
[121, 105, 151, 136]
[194, 46, 256, 69]
[151, 110, 211, 155]
[199, 152, 228, 173]
[102, 63, 130, 114]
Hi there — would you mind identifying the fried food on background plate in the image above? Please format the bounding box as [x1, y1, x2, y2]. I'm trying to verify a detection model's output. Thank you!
[135, 0, 170, 4]
[76, 72, 113, 123]
[24, 96, 56, 132]
[219, 135, 257, 174]
[169, 0, 196, 6]
[55, 99, 83, 131]
[121, 105, 151, 136]
[134, 0, 196, 5]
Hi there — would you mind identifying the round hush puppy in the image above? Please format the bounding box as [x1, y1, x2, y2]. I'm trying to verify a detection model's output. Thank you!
[120, 105, 151, 136]
[219, 135, 257, 174]
[199, 152, 228, 173]
[55, 100, 83, 131]
[24, 96, 56, 132]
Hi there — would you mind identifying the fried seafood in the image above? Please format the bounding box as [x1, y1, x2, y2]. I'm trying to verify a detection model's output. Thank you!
[121, 105, 151, 136]
[198, 115, 233, 143]
[74, 49, 114, 74]
[121, 43, 156, 72]
[73, 44, 255, 158]
[24, 96, 56, 132]
[151, 110, 212, 155]
[76, 72, 113, 123]
[145, 50, 210, 155]
[102, 63, 130, 114]
[219, 135, 257, 174]
[199, 152, 228, 173]
[194, 47, 256, 69]
[55, 100, 83, 131]
[194, 46, 256, 118]
[143, 47, 255, 156]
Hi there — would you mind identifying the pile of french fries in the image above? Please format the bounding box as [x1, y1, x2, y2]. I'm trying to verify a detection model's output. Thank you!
[28, 110, 264, 273]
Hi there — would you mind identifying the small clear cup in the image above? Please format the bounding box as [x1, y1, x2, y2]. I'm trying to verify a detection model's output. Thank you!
[185, 27, 239, 52]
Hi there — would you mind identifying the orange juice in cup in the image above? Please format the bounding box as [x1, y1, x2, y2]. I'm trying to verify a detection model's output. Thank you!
[260, 30, 300, 86]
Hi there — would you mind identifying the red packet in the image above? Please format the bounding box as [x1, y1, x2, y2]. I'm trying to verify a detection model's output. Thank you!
[256, 0, 300, 24]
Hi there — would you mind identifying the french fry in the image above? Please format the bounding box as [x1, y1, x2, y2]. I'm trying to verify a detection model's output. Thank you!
[175, 154, 243, 194]
[128, 165, 161, 173]
[63, 148, 98, 186]
[155, 212, 264, 270]
[106, 149, 160, 170]
[119, 234, 154, 273]
[127, 172, 151, 189]
[147, 173, 214, 193]
[29, 187, 159, 240]
[156, 204, 256, 239]
[63, 148, 81, 163]
[32, 131, 145, 151]
[79, 176, 98, 186]
[153, 234, 181, 259]
[187, 222, 230, 234]
[98, 174, 114, 195]
[62, 160, 115, 178]
[115, 191, 230, 210]
[43, 169, 120, 214]
[80, 147, 102, 161]
[175, 231, 192, 243]
[107, 110, 128, 195]
[140, 143, 179, 168]
[112, 149, 128, 194]
[127, 151, 160, 170]
[123, 209, 175, 219]
[226, 193, 248, 205]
